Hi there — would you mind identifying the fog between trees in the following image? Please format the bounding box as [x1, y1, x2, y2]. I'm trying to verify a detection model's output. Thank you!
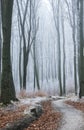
[0, 0, 84, 104]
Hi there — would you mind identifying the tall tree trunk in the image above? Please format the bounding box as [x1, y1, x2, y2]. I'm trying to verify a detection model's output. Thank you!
[18, 21, 23, 90]
[0, 0, 1, 95]
[23, 51, 28, 89]
[73, 30, 77, 95]
[61, 8, 66, 95]
[1, 0, 16, 104]
[22, 0, 32, 90]
[19, 41, 22, 90]
[77, 0, 80, 93]
[33, 39, 40, 90]
[57, 0, 62, 96]
[72, 0, 77, 95]
[79, 0, 84, 98]
[17, 0, 29, 90]
[33, 42, 40, 90]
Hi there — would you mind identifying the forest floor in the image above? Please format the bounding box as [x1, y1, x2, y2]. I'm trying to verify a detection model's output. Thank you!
[53, 98, 84, 130]
[0, 95, 84, 130]
[0, 97, 61, 130]
[24, 101, 61, 130]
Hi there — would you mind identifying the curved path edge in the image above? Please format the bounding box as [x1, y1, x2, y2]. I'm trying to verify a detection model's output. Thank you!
[52, 99, 84, 130]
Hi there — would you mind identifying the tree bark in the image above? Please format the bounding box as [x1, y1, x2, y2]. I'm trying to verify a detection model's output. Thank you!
[79, 0, 84, 98]
[61, 7, 66, 95]
[57, 0, 62, 96]
[72, 0, 77, 95]
[1, 0, 16, 104]
[0, 0, 1, 95]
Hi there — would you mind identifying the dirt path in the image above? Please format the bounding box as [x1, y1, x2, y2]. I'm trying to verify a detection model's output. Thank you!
[52, 99, 84, 130]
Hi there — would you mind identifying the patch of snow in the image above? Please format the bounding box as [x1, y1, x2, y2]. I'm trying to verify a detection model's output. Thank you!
[49, 96, 66, 100]
[19, 97, 47, 106]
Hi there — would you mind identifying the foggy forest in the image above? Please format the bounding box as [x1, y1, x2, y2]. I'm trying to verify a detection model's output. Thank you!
[0, 0, 84, 130]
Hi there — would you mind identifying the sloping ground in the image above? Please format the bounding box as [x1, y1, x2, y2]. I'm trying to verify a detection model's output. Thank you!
[24, 101, 61, 130]
[0, 98, 61, 130]
[0, 104, 30, 129]
[1, 96, 84, 130]
[0, 97, 46, 129]
[52, 99, 84, 130]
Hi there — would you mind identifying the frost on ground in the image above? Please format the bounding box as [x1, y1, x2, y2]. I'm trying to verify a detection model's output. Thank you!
[19, 97, 47, 105]
[52, 99, 84, 130]
[0, 97, 47, 129]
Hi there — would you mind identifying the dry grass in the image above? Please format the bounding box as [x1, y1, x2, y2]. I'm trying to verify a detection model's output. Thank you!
[18, 89, 48, 99]
[18, 89, 28, 98]
[34, 91, 48, 97]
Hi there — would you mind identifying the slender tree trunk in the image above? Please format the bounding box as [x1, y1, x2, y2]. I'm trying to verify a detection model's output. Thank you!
[34, 65, 36, 90]
[0, 0, 1, 95]
[73, 31, 77, 95]
[57, 0, 62, 96]
[33, 42, 40, 90]
[19, 41, 22, 90]
[79, 0, 84, 98]
[33, 40, 36, 90]
[65, 0, 78, 95]
[35, 60, 40, 90]
[17, 0, 29, 90]
[1, 0, 16, 104]
[41, 55, 43, 83]
[77, 0, 80, 93]
[17, 11, 23, 90]
[23, 51, 28, 89]
[51, 0, 62, 95]
[61, 8, 66, 95]
[23, 0, 32, 90]
[72, 1, 77, 95]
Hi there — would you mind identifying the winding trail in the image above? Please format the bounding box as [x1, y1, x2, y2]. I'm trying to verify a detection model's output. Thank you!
[52, 99, 84, 130]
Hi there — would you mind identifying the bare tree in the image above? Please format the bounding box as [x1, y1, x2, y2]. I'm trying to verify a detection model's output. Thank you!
[78, 0, 84, 98]
[61, 4, 66, 95]
[1, 0, 16, 104]
[17, 0, 30, 90]
[51, 0, 63, 96]
[17, 0, 40, 90]
[0, 0, 1, 94]
[17, 11, 23, 90]
[65, 0, 78, 95]
[31, 0, 40, 90]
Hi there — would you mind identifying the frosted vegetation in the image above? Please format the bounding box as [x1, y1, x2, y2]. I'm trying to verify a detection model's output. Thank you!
[10, 0, 79, 95]
[0, 0, 84, 103]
